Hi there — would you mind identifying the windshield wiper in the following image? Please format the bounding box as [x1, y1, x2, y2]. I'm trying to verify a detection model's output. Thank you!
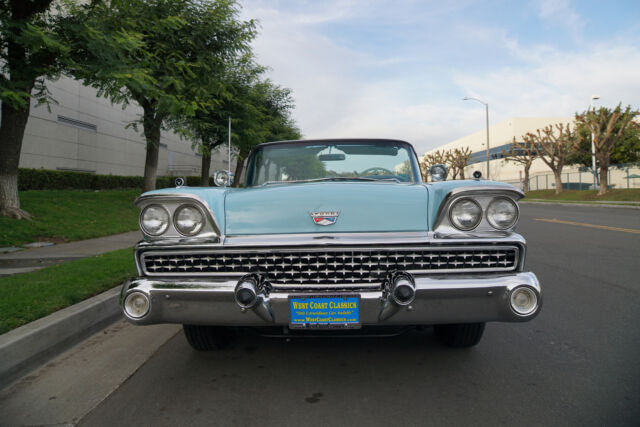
[261, 176, 401, 186]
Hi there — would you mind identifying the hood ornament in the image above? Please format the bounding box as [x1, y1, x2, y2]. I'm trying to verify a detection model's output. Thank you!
[310, 211, 340, 226]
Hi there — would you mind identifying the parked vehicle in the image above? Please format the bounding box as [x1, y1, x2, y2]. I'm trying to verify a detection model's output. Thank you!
[122, 139, 541, 349]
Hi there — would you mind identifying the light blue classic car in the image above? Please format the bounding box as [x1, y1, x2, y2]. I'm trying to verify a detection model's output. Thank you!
[121, 138, 541, 350]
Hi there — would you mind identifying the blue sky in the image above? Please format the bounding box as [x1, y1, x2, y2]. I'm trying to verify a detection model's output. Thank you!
[240, 0, 640, 153]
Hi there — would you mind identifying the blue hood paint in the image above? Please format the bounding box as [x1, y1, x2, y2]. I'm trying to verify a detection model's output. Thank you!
[142, 179, 516, 235]
[224, 182, 429, 235]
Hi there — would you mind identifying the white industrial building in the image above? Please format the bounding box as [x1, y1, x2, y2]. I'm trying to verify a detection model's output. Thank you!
[10, 76, 233, 178]
[426, 117, 640, 190]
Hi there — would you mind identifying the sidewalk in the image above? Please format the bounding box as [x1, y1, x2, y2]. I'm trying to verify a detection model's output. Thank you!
[0, 231, 141, 276]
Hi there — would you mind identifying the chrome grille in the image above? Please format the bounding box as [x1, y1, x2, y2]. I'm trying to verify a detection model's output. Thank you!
[140, 246, 519, 287]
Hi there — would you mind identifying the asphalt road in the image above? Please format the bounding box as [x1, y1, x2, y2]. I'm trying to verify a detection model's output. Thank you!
[5, 203, 640, 426]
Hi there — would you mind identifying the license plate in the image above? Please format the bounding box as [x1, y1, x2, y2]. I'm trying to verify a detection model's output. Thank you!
[289, 295, 360, 329]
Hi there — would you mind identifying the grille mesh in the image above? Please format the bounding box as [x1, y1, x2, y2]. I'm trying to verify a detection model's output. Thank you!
[141, 246, 518, 286]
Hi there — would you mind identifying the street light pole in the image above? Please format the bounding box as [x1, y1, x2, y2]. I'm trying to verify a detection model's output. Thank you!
[463, 97, 490, 179]
[590, 95, 600, 190]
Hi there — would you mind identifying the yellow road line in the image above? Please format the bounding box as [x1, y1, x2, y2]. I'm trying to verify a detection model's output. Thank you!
[535, 218, 640, 234]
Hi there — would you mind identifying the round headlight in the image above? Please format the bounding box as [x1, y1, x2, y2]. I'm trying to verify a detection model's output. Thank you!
[173, 204, 205, 236]
[214, 170, 230, 187]
[487, 197, 518, 230]
[510, 287, 538, 315]
[449, 198, 482, 231]
[140, 204, 170, 236]
[124, 292, 150, 318]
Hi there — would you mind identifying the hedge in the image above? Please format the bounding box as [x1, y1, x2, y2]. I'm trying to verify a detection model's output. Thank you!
[18, 168, 214, 191]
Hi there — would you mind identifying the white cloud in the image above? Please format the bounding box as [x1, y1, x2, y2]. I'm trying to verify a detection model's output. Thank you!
[454, 43, 640, 120]
[535, 0, 586, 39]
[239, 1, 640, 154]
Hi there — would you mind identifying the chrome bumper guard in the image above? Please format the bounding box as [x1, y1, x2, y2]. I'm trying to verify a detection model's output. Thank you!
[120, 272, 541, 326]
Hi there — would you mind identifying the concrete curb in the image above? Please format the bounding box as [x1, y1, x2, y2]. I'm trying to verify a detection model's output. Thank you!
[0, 286, 123, 389]
[520, 200, 640, 209]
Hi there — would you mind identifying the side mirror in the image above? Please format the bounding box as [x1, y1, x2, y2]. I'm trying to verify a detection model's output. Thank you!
[429, 164, 448, 182]
[213, 170, 230, 187]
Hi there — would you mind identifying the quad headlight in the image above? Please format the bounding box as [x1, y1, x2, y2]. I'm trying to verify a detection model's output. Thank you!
[449, 198, 482, 231]
[140, 204, 170, 236]
[173, 204, 205, 236]
[487, 197, 518, 230]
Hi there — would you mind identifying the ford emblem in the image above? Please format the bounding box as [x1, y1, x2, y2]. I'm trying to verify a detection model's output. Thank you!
[310, 211, 340, 226]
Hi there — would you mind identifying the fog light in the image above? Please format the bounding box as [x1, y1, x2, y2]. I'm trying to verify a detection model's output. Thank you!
[510, 287, 538, 315]
[392, 276, 415, 305]
[235, 280, 258, 309]
[124, 292, 150, 318]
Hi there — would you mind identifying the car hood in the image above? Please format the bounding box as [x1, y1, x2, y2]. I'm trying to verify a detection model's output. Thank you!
[224, 182, 429, 235]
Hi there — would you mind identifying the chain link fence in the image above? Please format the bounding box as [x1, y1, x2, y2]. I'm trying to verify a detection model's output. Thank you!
[501, 163, 640, 191]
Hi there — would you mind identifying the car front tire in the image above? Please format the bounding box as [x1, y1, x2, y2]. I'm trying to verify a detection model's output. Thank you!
[183, 325, 236, 351]
[434, 322, 485, 348]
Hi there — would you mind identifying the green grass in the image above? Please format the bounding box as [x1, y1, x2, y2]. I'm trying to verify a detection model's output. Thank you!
[0, 248, 136, 334]
[0, 189, 141, 247]
[524, 189, 640, 203]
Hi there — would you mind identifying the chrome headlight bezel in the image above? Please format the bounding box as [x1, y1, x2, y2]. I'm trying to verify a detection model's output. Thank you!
[433, 185, 524, 236]
[448, 197, 483, 231]
[139, 204, 171, 236]
[135, 194, 221, 240]
[486, 197, 519, 230]
[173, 204, 206, 236]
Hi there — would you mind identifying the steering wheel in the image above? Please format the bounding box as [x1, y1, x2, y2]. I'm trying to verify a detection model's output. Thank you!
[360, 167, 394, 176]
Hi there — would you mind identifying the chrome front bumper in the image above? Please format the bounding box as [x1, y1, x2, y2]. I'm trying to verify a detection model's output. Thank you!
[120, 272, 541, 326]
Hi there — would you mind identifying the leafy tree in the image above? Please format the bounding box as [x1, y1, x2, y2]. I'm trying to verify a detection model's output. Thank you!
[67, 0, 256, 192]
[230, 79, 300, 187]
[446, 147, 472, 180]
[176, 55, 265, 186]
[527, 123, 576, 194]
[503, 136, 539, 192]
[0, 0, 73, 219]
[574, 105, 639, 195]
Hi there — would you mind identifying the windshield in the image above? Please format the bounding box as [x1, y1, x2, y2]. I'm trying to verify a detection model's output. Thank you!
[246, 140, 419, 186]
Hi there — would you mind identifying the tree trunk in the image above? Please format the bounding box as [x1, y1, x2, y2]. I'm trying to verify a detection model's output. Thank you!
[553, 170, 563, 194]
[598, 165, 609, 196]
[232, 155, 245, 188]
[141, 102, 162, 193]
[523, 166, 530, 193]
[200, 151, 211, 186]
[0, 101, 33, 219]
[459, 169, 465, 180]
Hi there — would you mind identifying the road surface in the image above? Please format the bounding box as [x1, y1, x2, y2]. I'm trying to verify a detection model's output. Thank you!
[2, 203, 639, 426]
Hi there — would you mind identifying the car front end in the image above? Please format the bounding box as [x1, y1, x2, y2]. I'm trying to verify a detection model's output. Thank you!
[121, 139, 541, 349]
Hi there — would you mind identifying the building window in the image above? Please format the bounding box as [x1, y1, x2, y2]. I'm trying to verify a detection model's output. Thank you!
[57, 115, 97, 132]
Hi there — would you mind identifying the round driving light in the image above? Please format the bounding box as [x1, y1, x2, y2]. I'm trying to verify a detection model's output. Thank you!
[487, 197, 518, 230]
[510, 287, 538, 315]
[140, 204, 170, 236]
[173, 205, 205, 236]
[449, 198, 482, 231]
[214, 170, 230, 187]
[124, 292, 150, 318]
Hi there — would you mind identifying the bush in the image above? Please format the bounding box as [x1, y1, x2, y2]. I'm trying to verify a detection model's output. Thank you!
[18, 168, 214, 191]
